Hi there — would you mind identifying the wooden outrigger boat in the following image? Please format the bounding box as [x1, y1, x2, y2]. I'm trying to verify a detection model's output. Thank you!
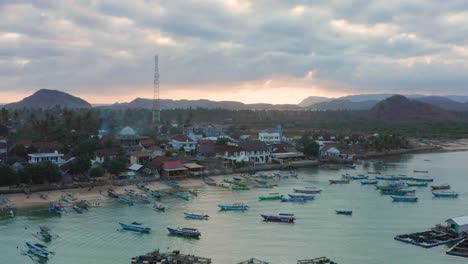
[119, 222, 151, 233]
[361, 180, 378, 185]
[288, 194, 315, 200]
[329, 179, 350, 184]
[294, 188, 322, 194]
[391, 196, 418, 202]
[281, 197, 306, 203]
[261, 214, 295, 223]
[23, 242, 54, 259]
[176, 193, 191, 201]
[258, 193, 283, 201]
[431, 185, 450, 190]
[184, 212, 209, 220]
[153, 202, 166, 211]
[432, 191, 459, 198]
[218, 203, 249, 211]
[167, 227, 201, 238]
[335, 210, 352, 215]
[406, 182, 428, 187]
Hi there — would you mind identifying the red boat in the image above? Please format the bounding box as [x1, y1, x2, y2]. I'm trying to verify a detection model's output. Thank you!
[261, 214, 295, 223]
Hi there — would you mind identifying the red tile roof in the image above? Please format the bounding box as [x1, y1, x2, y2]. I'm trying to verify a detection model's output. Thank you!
[96, 148, 119, 157]
[171, 134, 194, 142]
[163, 161, 186, 169]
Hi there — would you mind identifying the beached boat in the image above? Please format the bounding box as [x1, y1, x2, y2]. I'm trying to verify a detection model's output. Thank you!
[288, 194, 315, 200]
[218, 203, 249, 211]
[361, 180, 378, 185]
[75, 200, 89, 210]
[231, 185, 250, 191]
[329, 179, 350, 184]
[202, 177, 217, 186]
[184, 212, 209, 220]
[335, 210, 352, 215]
[219, 183, 230, 189]
[153, 202, 166, 211]
[253, 184, 273, 189]
[258, 193, 283, 200]
[163, 180, 181, 189]
[136, 194, 151, 203]
[233, 177, 243, 181]
[73, 206, 83, 214]
[107, 189, 119, 198]
[414, 170, 429, 173]
[412, 177, 434, 182]
[232, 181, 249, 187]
[294, 188, 322, 194]
[135, 183, 150, 192]
[119, 222, 151, 233]
[176, 193, 191, 201]
[48, 202, 63, 215]
[261, 214, 296, 223]
[381, 189, 416, 195]
[124, 189, 138, 197]
[406, 182, 428, 187]
[431, 185, 450, 190]
[351, 175, 369, 180]
[344, 164, 356, 169]
[432, 191, 459, 198]
[391, 196, 418, 202]
[149, 190, 161, 198]
[281, 197, 306, 203]
[39, 194, 48, 200]
[24, 242, 54, 259]
[119, 196, 136, 205]
[167, 227, 201, 238]
[61, 194, 72, 203]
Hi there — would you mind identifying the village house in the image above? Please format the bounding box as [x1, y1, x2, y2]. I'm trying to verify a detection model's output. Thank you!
[197, 140, 216, 158]
[219, 141, 271, 165]
[94, 148, 119, 164]
[147, 145, 164, 158]
[270, 144, 304, 162]
[117, 126, 148, 147]
[185, 124, 225, 138]
[28, 151, 66, 165]
[184, 163, 205, 177]
[320, 146, 341, 157]
[129, 150, 151, 165]
[258, 128, 282, 143]
[446, 216, 468, 235]
[0, 137, 7, 162]
[170, 134, 197, 152]
[162, 161, 188, 178]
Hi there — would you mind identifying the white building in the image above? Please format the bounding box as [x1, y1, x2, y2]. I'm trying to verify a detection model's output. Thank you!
[171, 135, 198, 152]
[219, 141, 271, 165]
[28, 151, 66, 165]
[446, 216, 468, 234]
[258, 129, 281, 143]
[319, 146, 341, 157]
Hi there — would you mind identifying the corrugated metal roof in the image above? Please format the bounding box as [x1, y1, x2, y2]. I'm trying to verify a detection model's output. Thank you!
[447, 216, 468, 226]
[184, 163, 204, 169]
[128, 164, 144, 171]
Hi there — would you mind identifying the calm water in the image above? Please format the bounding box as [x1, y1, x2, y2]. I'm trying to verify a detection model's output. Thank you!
[1, 151, 468, 264]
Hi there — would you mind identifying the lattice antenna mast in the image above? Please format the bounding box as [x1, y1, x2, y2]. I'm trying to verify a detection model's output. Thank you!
[152, 55, 160, 123]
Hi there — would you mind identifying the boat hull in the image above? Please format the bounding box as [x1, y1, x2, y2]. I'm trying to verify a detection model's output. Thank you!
[167, 227, 201, 238]
[293, 189, 321, 194]
[261, 214, 295, 223]
[218, 205, 249, 211]
[119, 223, 151, 233]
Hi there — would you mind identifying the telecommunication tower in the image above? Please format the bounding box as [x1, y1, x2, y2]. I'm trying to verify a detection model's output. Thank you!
[152, 55, 160, 124]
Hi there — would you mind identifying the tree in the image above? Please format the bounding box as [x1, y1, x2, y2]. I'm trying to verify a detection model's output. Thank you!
[89, 167, 105, 178]
[21, 161, 62, 184]
[216, 137, 230, 146]
[297, 132, 320, 157]
[68, 155, 91, 175]
[0, 164, 18, 186]
[103, 156, 127, 176]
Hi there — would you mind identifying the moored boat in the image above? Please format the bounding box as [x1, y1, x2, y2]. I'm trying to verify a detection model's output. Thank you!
[376, 176, 400, 181]
[119, 196, 136, 205]
[218, 203, 249, 211]
[176, 193, 191, 201]
[329, 179, 350, 184]
[281, 197, 306, 203]
[406, 182, 428, 187]
[163, 180, 181, 189]
[184, 212, 209, 220]
[149, 190, 161, 198]
[361, 180, 378, 185]
[202, 177, 217, 186]
[153, 202, 166, 211]
[381, 189, 416, 195]
[124, 189, 138, 197]
[261, 214, 295, 223]
[231, 185, 250, 191]
[167, 227, 201, 238]
[431, 185, 450, 190]
[135, 183, 150, 192]
[119, 222, 151, 233]
[412, 177, 434, 182]
[391, 196, 418, 202]
[293, 188, 322, 194]
[335, 210, 352, 215]
[33, 226, 53, 242]
[107, 189, 119, 198]
[24, 242, 54, 259]
[432, 191, 459, 198]
[288, 194, 315, 200]
[48, 202, 63, 215]
[351, 175, 369, 180]
[414, 170, 429, 173]
[73, 206, 83, 214]
[258, 193, 283, 200]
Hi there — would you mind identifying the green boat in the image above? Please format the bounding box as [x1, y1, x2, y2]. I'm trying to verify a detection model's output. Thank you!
[176, 193, 191, 201]
[232, 181, 249, 187]
[231, 186, 250, 191]
[224, 179, 236, 184]
[258, 194, 283, 200]
[406, 182, 428, 187]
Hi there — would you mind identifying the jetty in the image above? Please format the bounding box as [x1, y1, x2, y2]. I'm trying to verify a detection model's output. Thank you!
[131, 249, 211, 264]
[238, 258, 269, 264]
[394, 229, 462, 248]
[297, 257, 337, 264]
[447, 239, 468, 258]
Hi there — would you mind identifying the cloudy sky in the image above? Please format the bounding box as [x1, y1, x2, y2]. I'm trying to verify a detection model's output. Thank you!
[1, 0, 468, 104]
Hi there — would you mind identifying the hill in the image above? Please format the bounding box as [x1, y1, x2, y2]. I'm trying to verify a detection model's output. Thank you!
[369, 95, 460, 122]
[298, 96, 330, 107]
[309, 99, 378, 111]
[5, 89, 91, 109]
[414, 96, 468, 112]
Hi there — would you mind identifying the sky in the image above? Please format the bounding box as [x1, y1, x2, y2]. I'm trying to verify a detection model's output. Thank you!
[1, 0, 468, 104]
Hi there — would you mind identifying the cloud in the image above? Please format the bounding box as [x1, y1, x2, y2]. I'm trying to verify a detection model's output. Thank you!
[1, 0, 468, 104]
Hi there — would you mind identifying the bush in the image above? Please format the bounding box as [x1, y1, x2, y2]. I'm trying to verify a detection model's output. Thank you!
[89, 167, 105, 178]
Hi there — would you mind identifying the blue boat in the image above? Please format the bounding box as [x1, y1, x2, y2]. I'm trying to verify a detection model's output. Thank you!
[167, 227, 201, 238]
[293, 188, 322, 194]
[119, 196, 136, 205]
[412, 177, 434, 182]
[391, 175, 413, 181]
[351, 175, 369, 180]
[335, 210, 352, 215]
[381, 189, 415, 195]
[149, 190, 161, 198]
[361, 180, 378, 185]
[24, 242, 54, 258]
[281, 197, 306, 203]
[432, 191, 459, 198]
[107, 189, 119, 198]
[124, 189, 138, 197]
[376, 176, 400, 181]
[218, 203, 249, 211]
[288, 194, 315, 200]
[135, 183, 150, 192]
[202, 177, 217, 186]
[163, 180, 181, 189]
[48, 202, 63, 215]
[73, 206, 83, 214]
[261, 214, 295, 223]
[184, 212, 209, 220]
[119, 223, 151, 233]
[391, 196, 418, 202]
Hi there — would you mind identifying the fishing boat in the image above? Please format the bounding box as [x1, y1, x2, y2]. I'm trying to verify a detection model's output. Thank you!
[107, 189, 119, 198]
[218, 203, 249, 211]
[406, 182, 428, 187]
[233, 177, 243, 181]
[367, 171, 381, 174]
[40, 194, 48, 200]
[33, 226, 53, 242]
[381, 189, 416, 195]
[431, 185, 450, 190]
[119, 196, 136, 205]
[258, 193, 283, 200]
[335, 210, 352, 215]
[232, 185, 250, 191]
[219, 183, 230, 189]
[119, 222, 151, 233]
[255, 179, 268, 185]
[24, 242, 54, 259]
[253, 184, 272, 189]
[73, 206, 83, 214]
[341, 174, 352, 180]
[329, 179, 350, 184]
[61, 194, 72, 203]
[176, 193, 191, 201]
[202, 177, 217, 186]
[224, 179, 236, 184]
[163, 180, 181, 189]
[48, 202, 63, 215]
[391, 196, 418, 202]
[135, 183, 150, 192]
[376, 176, 400, 181]
[153, 202, 166, 211]
[414, 170, 429, 173]
[432, 191, 459, 198]
[232, 181, 249, 187]
[167, 227, 201, 238]
[351, 175, 369, 180]
[361, 180, 378, 185]
[281, 197, 306, 203]
[261, 214, 295, 223]
[412, 177, 434, 182]
[344, 164, 356, 169]
[124, 189, 138, 197]
[391, 175, 413, 181]
[149, 190, 161, 198]
[288, 194, 315, 200]
[136, 194, 151, 203]
[184, 212, 209, 220]
[75, 200, 89, 210]
[293, 188, 322, 194]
